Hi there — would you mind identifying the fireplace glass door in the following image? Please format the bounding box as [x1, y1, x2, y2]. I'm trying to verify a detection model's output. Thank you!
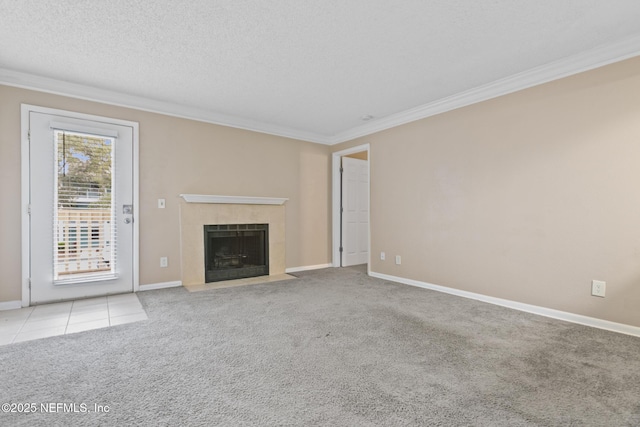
[204, 224, 269, 282]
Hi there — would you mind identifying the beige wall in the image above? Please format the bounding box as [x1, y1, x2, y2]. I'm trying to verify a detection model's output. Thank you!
[334, 57, 640, 327]
[3, 57, 640, 329]
[0, 85, 331, 302]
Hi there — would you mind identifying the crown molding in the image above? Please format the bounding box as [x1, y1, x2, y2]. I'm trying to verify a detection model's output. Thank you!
[0, 68, 332, 145]
[328, 34, 640, 145]
[2, 34, 639, 147]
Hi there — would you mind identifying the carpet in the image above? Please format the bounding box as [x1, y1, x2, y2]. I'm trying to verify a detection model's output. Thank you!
[1, 266, 639, 426]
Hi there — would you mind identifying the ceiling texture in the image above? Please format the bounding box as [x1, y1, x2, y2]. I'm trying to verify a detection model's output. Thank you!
[1, 1, 640, 145]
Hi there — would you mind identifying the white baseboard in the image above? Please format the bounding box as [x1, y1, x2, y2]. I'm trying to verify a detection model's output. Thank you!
[138, 281, 183, 292]
[0, 300, 23, 311]
[369, 271, 640, 338]
[285, 263, 333, 273]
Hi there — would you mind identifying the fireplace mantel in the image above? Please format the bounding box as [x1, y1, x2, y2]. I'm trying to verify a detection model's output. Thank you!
[179, 194, 288, 205]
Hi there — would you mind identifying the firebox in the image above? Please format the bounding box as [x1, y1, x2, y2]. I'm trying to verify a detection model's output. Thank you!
[204, 224, 269, 282]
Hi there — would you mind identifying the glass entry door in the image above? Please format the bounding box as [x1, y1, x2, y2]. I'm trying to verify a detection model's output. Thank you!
[27, 107, 137, 304]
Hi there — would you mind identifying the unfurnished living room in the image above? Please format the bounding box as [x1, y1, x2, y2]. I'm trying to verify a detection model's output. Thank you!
[1, 1, 640, 426]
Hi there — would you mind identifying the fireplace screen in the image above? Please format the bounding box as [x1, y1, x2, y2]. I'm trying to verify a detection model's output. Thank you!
[204, 224, 269, 282]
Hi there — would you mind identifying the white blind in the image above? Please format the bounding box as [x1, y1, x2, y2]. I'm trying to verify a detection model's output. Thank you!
[50, 121, 119, 138]
[53, 129, 117, 283]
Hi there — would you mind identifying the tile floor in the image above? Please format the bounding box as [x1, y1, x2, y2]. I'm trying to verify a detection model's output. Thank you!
[0, 293, 147, 346]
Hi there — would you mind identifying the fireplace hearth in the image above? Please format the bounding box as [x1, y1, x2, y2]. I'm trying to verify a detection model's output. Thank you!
[204, 224, 269, 282]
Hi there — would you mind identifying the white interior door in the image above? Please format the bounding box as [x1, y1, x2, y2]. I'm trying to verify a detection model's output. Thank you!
[341, 157, 369, 266]
[27, 108, 136, 304]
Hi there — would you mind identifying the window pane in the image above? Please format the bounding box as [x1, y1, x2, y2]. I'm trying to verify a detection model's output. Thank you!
[54, 130, 115, 280]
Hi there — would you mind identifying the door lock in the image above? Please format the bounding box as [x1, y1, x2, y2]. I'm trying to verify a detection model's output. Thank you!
[122, 205, 133, 214]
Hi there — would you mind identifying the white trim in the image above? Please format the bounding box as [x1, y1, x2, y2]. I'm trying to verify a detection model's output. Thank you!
[285, 263, 332, 273]
[0, 68, 329, 145]
[331, 144, 371, 274]
[369, 271, 640, 338]
[179, 194, 288, 205]
[21, 104, 140, 305]
[0, 301, 23, 311]
[328, 34, 640, 144]
[138, 281, 183, 291]
[20, 106, 30, 308]
[3, 35, 640, 146]
[132, 120, 140, 292]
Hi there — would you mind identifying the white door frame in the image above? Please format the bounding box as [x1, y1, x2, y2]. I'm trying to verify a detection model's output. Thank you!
[20, 104, 140, 307]
[331, 143, 370, 273]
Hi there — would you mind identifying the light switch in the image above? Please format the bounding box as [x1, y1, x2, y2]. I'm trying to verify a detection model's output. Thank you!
[158, 199, 166, 209]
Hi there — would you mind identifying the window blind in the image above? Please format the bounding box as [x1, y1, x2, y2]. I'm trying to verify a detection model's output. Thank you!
[52, 128, 118, 283]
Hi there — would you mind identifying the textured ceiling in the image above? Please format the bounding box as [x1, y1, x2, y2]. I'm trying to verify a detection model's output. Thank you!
[1, 1, 640, 144]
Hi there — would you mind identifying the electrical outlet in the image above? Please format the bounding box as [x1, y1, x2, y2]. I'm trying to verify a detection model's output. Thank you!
[380, 252, 385, 261]
[395, 255, 401, 265]
[591, 280, 606, 297]
[158, 199, 166, 209]
[160, 257, 168, 268]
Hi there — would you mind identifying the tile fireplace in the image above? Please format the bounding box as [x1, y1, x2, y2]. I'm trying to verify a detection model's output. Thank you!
[179, 195, 287, 286]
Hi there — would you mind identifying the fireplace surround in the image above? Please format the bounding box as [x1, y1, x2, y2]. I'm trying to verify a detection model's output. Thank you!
[179, 195, 287, 286]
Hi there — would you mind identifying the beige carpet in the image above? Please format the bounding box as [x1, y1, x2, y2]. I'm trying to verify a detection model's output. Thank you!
[1, 266, 639, 426]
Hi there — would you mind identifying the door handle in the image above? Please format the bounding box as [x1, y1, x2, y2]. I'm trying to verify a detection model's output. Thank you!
[124, 217, 133, 224]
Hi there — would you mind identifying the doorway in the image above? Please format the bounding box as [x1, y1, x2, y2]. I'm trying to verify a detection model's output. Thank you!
[21, 105, 139, 305]
[332, 144, 370, 272]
